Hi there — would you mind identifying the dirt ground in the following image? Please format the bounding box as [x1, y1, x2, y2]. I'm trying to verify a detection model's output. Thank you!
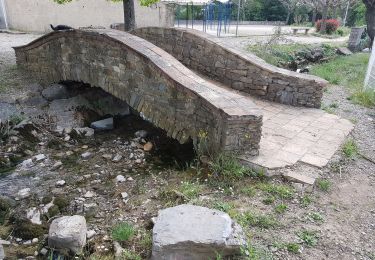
[0, 32, 374, 260]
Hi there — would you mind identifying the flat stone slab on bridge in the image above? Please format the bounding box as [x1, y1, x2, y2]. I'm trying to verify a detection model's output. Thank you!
[241, 99, 354, 169]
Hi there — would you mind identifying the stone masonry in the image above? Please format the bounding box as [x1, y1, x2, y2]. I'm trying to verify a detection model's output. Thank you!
[133, 27, 328, 108]
[13, 29, 262, 155]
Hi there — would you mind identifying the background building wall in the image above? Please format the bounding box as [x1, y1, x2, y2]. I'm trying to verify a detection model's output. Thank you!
[4, 0, 174, 32]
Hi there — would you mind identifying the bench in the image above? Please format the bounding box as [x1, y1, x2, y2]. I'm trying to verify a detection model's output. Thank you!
[292, 27, 310, 35]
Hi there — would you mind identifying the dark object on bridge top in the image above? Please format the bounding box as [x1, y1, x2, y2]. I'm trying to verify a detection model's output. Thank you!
[50, 24, 74, 31]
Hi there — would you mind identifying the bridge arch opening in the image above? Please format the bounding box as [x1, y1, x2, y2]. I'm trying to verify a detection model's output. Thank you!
[51, 80, 196, 168]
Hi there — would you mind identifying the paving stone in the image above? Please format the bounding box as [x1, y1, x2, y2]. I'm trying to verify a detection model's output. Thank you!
[283, 171, 316, 185]
[300, 153, 329, 168]
[242, 99, 353, 169]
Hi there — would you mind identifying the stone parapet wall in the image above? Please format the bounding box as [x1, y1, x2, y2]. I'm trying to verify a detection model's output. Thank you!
[133, 27, 328, 108]
[14, 29, 262, 155]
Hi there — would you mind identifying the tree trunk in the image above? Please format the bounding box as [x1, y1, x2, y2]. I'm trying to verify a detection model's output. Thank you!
[285, 10, 291, 25]
[123, 0, 135, 31]
[365, 5, 375, 48]
[320, 1, 329, 34]
[312, 8, 317, 26]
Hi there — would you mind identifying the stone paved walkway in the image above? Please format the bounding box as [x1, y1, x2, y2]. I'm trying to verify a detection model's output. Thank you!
[196, 72, 354, 170]
[241, 99, 354, 169]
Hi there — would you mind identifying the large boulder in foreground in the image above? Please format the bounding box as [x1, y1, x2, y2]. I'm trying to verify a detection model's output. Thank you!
[48, 215, 87, 254]
[152, 204, 246, 260]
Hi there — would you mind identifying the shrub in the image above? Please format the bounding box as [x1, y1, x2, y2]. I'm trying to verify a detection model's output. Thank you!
[316, 19, 340, 34]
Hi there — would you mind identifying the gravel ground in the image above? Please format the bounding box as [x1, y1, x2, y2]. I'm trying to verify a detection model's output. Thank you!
[0, 32, 40, 68]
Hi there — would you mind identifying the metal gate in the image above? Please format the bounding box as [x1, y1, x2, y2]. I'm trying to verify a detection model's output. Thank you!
[0, 0, 8, 29]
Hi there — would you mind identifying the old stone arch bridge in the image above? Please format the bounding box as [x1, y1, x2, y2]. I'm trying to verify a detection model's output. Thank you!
[14, 28, 330, 158]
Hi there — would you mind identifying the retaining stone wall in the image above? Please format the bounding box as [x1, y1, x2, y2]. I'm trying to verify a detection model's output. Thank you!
[133, 27, 328, 108]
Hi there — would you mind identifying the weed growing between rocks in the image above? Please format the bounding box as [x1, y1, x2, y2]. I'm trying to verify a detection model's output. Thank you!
[343, 139, 359, 158]
[111, 222, 135, 242]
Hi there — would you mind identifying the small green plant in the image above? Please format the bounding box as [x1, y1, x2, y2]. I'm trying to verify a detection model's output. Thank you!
[300, 195, 312, 207]
[111, 222, 135, 242]
[286, 243, 300, 253]
[262, 195, 275, 205]
[297, 230, 318, 247]
[308, 212, 324, 223]
[351, 90, 375, 108]
[139, 230, 152, 251]
[317, 179, 331, 192]
[237, 211, 278, 229]
[275, 203, 287, 214]
[122, 249, 142, 260]
[179, 181, 203, 200]
[257, 183, 294, 200]
[241, 243, 273, 260]
[215, 252, 223, 260]
[343, 139, 358, 158]
[213, 201, 234, 213]
[240, 186, 256, 197]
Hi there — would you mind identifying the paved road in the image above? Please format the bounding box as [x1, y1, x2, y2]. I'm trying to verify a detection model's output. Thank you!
[175, 24, 349, 49]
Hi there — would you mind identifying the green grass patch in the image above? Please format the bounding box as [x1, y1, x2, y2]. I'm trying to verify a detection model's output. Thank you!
[343, 139, 359, 158]
[350, 90, 375, 107]
[274, 203, 288, 214]
[300, 195, 312, 207]
[179, 181, 203, 200]
[308, 212, 324, 223]
[316, 179, 331, 192]
[262, 195, 275, 205]
[247, 43, 337, 67]
[297, 230, 318, 247]
[310, 53, 374, 107]
[111, 222, 135, 242]
[286, 242, 301, 253]
[236, 211, 279, 229]
[121, 249, 142, 260]
[240, 186, 257, 197]
[241, 243, 273, 260]
[212, 201, 235, 213]
[210, 153, 250, 182]
[256, 183, 294, 200]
